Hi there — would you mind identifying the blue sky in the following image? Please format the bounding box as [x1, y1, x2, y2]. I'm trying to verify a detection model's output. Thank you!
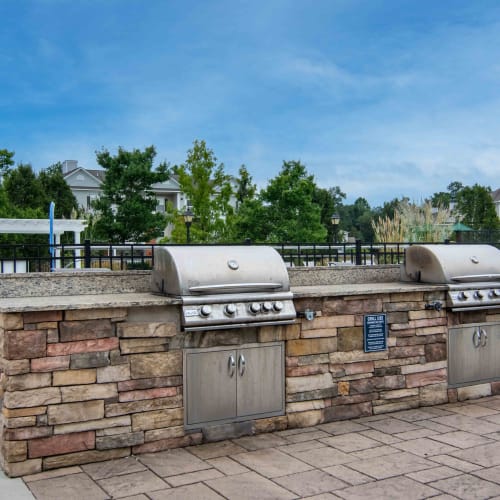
[1, 0, 499, 206]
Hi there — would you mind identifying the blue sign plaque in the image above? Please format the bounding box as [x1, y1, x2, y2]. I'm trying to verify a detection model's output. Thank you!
[363, 314, 387, 352]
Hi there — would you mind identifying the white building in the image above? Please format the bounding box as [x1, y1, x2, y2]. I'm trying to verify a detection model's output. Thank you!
[62, 160, 188, 214]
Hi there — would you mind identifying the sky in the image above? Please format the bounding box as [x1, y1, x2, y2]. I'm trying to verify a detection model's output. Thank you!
[1, 0, 500, 206]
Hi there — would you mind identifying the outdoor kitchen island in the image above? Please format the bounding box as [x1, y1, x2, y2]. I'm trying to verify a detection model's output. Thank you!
[0, 265, 499, 477]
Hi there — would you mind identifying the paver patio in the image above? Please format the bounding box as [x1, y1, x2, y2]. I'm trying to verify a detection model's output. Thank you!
[14, 395, 500, 499]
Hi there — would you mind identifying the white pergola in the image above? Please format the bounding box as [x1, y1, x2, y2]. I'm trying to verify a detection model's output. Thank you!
[0, 218, 87, 270]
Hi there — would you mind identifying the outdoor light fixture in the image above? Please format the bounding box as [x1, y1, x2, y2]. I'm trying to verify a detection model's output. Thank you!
[183, 207, 193, 243]
[331, 213, 340, 243]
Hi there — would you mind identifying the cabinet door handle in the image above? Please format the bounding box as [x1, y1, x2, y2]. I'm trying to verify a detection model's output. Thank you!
[228, 355, 236, 377]
[238, 354, 246, 376]
[472, 328, 481, 348]
[480, 328, 488, 347]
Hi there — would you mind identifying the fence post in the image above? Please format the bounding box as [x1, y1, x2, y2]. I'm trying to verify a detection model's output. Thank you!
[355, 239, 362, 265]
[84, 239, 91, 268]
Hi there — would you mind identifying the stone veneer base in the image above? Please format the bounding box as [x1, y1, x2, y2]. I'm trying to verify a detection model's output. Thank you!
[0, 276, 499, 476]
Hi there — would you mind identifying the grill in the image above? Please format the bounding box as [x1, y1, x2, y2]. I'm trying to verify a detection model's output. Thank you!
[151, 245, 296, 331]
[404, 244, 500, 311]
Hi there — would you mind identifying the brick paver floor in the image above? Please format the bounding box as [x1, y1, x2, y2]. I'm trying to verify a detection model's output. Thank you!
[20, 395, 500, 499]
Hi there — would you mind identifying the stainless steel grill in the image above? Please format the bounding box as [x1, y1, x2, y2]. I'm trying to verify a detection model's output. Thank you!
[404, 244, 500, 311]
[151, 246, 296, 331]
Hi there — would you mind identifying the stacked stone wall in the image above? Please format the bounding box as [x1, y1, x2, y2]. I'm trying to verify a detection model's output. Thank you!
[0, 307, 197, 477]
[286, 290, 468, 428]
[1, 291, 499, 477]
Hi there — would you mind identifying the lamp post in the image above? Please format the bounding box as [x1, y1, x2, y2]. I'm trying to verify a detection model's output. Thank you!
[183, 207, 193, 243]
[331, 213, 340, 243]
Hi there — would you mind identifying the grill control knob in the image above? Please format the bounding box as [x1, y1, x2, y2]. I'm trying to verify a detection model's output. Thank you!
[200, 305, 212, 317]
[249, 302, 261, 314]
[262, 301, 273, 312]
[457, 291, 468, 301]
[273, 301, 284, 312]
[489, 289, 500, 298]
[473, 290, 484, 300]
[224, 304, 237, 316]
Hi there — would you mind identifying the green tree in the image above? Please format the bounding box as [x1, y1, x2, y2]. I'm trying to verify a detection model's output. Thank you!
[39, 162, 79, 218]
[231, 165, 263, 242]
[448, 181, 464, 201]
[235, 165, 256, 209]
[168, 140, 234, 243]
[92, 146, 169, 243]
[3, 163, 45, 213]
[0, 162, 47, 249]
[374, 197, 410, 220]
[260, 160, 327, 242]
[431, 181, 464, 208]
[232, 197, 270, 243]
[455, 184, 499, 230]
[340, 197, 374, 241]
[313, 186, 346, 242]
[0, 149, 15, 175]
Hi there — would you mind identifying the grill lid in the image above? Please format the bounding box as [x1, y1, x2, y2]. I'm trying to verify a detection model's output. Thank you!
[152, 245, 290, 297]
[404, 244, 500, 284]
[151, 245, 296, 331]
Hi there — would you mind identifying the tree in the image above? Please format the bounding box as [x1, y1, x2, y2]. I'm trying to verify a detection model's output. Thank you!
[431, 181, 464, 208]
[92, 146, 169, 243]
[3, 163, 45, 213]
[313, 186, 346, 242]
[231, 165, 264, 242]
[38, 162, 79, 218]
[232, 197, 270, 243]
[235, 165, 256, 209]
[0, 149, 15, 175]
[340, 197, 375, 241]
[455, 184, 499, 230]
[168, 140, 234, 243]
[260, 160, 327, 242]
[374, 197, 409, 220]
[0, 162, 48, 248]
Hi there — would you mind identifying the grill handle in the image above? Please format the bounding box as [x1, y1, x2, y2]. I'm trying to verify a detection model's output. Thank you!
[228, 355, 236, 377]
[450, 274, 500, 282]
[472, 328, 481, 348]
[480, 328, 488, 347]
[189, 283, 283, 293]
[238, 354, 246, 376]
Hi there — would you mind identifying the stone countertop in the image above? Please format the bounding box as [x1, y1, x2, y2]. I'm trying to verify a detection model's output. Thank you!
[0, 282, 448, 313]
[0, 293, 180, 313]
[291, 282, 448, 298]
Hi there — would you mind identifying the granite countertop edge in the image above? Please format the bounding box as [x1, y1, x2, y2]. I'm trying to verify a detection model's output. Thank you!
[0, 293, 181, 313]
[0, 283, 448, 313]
[291, 282, 448, 298]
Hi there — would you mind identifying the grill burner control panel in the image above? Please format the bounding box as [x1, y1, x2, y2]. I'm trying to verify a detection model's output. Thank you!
[182, 299, 296, 331]
[448, 287, 500, 311]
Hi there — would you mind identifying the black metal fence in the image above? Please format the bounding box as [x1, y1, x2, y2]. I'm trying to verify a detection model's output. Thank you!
[1, 239, 498, 273]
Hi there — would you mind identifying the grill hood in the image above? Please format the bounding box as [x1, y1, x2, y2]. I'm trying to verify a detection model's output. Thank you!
[404, 244, 500, 284]
[152, 245, 290, 297]
[151, 246, 296, 330]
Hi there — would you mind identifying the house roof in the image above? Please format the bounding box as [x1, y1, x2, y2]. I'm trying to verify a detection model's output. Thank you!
[491, 188, 500, 203]
[63, 166, 181, 192]
[63, 167, 104, 189]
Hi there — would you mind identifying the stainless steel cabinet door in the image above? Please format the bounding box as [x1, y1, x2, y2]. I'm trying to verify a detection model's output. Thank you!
[185, 348, 237, 425]
[236, 344, 284, 417]
[448, 323, 500, 386]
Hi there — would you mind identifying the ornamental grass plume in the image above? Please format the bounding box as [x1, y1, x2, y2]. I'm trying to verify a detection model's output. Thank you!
[372, 201, 453, 243]
[371, 211, 407, 242]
